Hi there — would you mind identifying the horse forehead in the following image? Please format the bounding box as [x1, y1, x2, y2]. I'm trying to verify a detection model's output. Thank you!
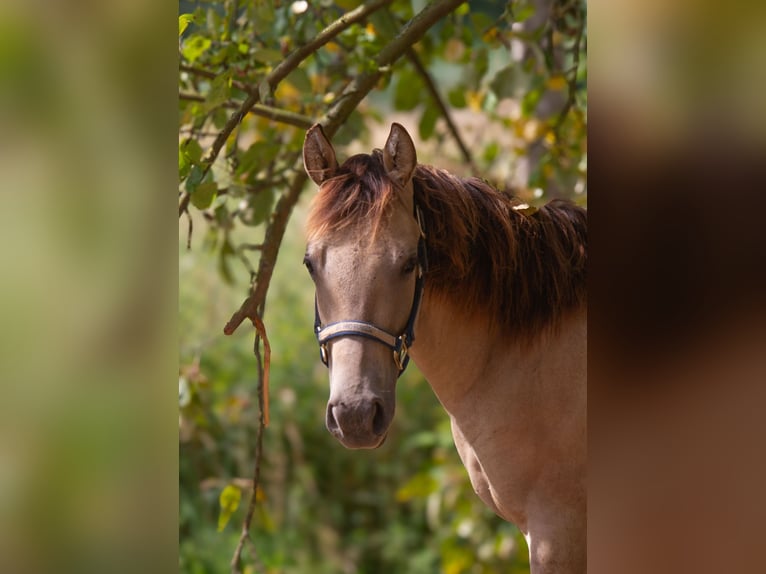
[321, 218, 418, 258]
[331, 233, 410, 265]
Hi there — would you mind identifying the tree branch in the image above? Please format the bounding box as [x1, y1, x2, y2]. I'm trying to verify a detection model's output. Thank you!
[230, 318, 269, 574]
[320, 0, 466, 136]
[405, 47, 480, 175]
[179, 93, 313, 132]
[180, 0, 393, 217]
[553, 10, 585, 138]
[180, 64, 254, 94]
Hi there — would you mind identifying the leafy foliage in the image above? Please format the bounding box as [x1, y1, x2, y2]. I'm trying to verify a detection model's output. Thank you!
[179, 0, 586, 572]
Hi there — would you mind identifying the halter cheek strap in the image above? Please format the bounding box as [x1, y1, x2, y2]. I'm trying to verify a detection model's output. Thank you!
[314, 204, 428, 377]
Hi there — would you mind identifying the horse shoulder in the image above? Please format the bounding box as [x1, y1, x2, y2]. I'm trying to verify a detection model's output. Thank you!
[449, 416, 528, 530]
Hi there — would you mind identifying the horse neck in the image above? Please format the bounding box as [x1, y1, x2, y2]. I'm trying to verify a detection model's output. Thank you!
[411, 295, 586, 418]
[410, 295, 587, 572]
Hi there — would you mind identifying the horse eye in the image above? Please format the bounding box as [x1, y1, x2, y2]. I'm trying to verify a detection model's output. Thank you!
[402, 257, 418, 276]
[303, 256, 315, 276]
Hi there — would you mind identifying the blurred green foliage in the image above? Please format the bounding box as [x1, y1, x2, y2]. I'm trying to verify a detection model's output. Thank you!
[179, 0, 585, 572]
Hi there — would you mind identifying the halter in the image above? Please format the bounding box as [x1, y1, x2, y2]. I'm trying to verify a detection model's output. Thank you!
[313, 203, 428, 377]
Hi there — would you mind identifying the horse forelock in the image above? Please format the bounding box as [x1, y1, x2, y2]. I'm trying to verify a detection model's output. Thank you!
[306, 152, 398, 241]
[413, 164, 587, 342]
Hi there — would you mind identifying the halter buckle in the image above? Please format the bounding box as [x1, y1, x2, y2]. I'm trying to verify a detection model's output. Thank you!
[393, 337, 408, 372]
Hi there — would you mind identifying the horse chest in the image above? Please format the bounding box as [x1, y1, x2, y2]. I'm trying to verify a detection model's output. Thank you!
[449, 416, 530, 530]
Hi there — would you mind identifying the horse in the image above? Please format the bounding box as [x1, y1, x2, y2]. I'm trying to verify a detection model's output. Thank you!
[302, 123, 587, 574]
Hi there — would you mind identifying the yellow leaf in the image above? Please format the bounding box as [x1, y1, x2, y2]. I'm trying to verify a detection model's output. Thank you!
[274, 81, 299, 103]
[217, 485, 241, 532]
[466, 90, 483, 111]
[547, 75, 568, 91]
[544, 129, 557, 146]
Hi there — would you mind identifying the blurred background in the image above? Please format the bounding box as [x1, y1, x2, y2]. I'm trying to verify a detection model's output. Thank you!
[2, 0, 765, 572]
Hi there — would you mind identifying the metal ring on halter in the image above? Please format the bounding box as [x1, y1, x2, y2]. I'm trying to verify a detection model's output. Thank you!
[393, 338, 408, 372]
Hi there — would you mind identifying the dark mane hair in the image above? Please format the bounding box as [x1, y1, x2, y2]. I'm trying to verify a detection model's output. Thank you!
[413, 164, 586, 340]
[306, 152, 587, 340]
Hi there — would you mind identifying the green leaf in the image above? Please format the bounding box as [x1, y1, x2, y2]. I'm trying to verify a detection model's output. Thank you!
[182, 138, 203, 164]
[190, 181, 217, 210]
[236, 141, 281, 176]
[447, 87, 466, 108]
[285, 67, 312, 94]
[184, 164, 205, 192]
[418, 104, 439, 140]
[181, 35, 212, 64]
[483, 141, 500, 164]
[178, 14, 194, 37]
[179, 148, 190, 181]
[217, 485, 241, 532]
[252, 48, 283, 65]
[252, 3, 276, 36]
[393, 69, 420, 111]
[211, 107, 229, 130]
[241, 189, 274, 226]
[467, 47, 489, 89]
[490, 65, 529, 100]
[396, 472, 438, 502]
[204, 70, 232, 112]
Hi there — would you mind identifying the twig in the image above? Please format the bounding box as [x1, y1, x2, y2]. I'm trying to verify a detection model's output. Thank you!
[405, 47, 480, 175]
[185, 209, 193, 250]
[230, 318, 269, 573]
[179, 92, 314, 129]
[180, 64, 254, 94]
[224, 171, 307, 336]
[179, 92, 240, 108]
[253, 317, 271, 427]
[552, 11, 585, 138]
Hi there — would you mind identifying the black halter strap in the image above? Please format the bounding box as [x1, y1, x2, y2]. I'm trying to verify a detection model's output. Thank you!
[313, 203, 428, 377]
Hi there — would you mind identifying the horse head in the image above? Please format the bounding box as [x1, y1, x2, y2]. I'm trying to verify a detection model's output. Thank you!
[302, 123, 423, 449]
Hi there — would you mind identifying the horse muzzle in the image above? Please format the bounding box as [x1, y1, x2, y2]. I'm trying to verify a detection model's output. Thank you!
[325, 396, 392, 449]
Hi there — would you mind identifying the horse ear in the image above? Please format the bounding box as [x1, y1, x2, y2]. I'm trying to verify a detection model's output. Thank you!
[303, 124, 338, 186]
[383, 123, 417, 187]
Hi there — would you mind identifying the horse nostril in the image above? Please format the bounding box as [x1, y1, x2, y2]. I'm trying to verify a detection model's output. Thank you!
[326, 404, 340, 434]
[372, 400, 386, 436]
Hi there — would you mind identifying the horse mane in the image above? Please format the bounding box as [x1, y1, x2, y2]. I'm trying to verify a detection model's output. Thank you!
[306, 152, 587, 341]
[413, 164, 587, 341]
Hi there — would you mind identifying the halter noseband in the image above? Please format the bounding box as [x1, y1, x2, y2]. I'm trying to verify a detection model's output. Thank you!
[313, 204, 428, 377]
